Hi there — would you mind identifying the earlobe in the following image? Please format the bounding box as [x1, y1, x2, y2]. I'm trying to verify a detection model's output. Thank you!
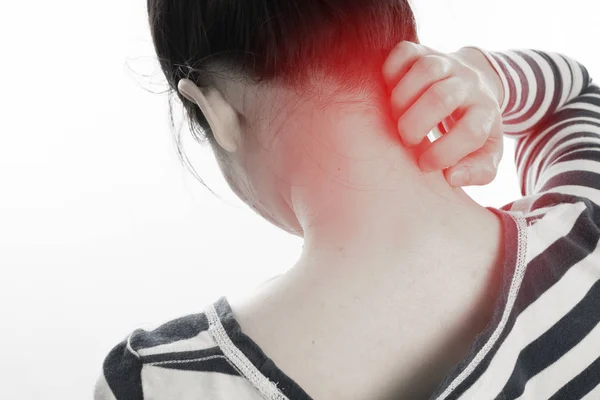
[177, 79, 241, 153]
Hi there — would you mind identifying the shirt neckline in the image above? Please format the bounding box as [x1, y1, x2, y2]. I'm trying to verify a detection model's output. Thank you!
[205, 296, 313, 400]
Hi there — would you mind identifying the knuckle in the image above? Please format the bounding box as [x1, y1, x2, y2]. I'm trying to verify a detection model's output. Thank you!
[464, 75, 478, 92]
[463, 116, 487, 142]
[395, 40, 419, 57]
[468, 108, 496, 137]
[454, 75, 476, 96]
[471, 125, 489, 145]
[386, 42, 416, 74]
[418, 55, 452, 79]
[483, 160, 499, 178]
[480, 108, 497, 133]
[465, 67, 482, 84]
[429, 83, 456, 110]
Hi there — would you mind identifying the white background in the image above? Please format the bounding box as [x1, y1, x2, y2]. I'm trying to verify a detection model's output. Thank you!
[0, 1, 598, 398]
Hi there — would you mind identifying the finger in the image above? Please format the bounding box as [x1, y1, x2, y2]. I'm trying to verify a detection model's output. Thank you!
[390, 54, 454, 120]
[397, 77, 468, 148]
[444, 134, 504, 186]
[382, 41, 431, 89]
[417, 105, 496, 172]
[444, 114, 504, 186]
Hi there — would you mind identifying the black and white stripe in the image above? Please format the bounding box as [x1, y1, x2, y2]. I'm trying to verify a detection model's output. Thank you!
[484, 49, 600, 203]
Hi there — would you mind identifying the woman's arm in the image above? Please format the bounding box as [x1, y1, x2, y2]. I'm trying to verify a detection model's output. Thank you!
[458, 47, 599, 200]
[458, 47, 593, 136]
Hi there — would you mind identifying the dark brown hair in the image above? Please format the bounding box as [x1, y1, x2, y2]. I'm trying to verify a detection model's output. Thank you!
[147, 0, 417, 184]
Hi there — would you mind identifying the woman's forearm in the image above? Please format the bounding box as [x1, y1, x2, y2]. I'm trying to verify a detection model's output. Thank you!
[454, 46, 593, 138]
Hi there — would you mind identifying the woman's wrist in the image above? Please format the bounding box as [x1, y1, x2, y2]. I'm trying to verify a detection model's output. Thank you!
[453, 47, 505, 108]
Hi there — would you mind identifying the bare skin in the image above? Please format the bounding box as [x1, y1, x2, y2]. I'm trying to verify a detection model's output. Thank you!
[186, 45, 507, 399]
[228, 198, 505, 399]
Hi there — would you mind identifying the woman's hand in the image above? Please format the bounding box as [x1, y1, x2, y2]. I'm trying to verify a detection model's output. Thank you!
[382, 41, 504, 187]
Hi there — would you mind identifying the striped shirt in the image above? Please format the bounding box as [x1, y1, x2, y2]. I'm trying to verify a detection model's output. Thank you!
[94, 48, 600, 400]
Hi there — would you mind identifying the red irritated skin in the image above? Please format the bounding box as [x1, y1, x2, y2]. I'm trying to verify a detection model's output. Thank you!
[382, 41, 505, 188]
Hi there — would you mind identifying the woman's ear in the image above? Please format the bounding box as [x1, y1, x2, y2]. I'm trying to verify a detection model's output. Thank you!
[177, 79, 242, 153]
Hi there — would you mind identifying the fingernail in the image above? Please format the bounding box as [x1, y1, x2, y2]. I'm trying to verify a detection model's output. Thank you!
[450, 168, 470, 186]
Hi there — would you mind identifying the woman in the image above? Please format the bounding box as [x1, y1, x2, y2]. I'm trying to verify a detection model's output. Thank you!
[95, 0, 600, 399]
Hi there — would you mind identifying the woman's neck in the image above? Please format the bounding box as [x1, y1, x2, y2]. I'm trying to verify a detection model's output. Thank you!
[282, 100, 487, 270]
[289, 166, 501, 308]
[228, 104, 506, 398]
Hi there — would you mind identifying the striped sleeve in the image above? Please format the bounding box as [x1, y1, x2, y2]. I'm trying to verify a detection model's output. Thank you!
[476, 48, 600, 204]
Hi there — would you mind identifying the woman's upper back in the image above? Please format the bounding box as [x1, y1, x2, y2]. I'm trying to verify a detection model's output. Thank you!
[94, 190, 600, 399]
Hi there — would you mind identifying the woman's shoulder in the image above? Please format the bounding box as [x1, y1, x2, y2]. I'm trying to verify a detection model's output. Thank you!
[94, 297, 272, 400]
